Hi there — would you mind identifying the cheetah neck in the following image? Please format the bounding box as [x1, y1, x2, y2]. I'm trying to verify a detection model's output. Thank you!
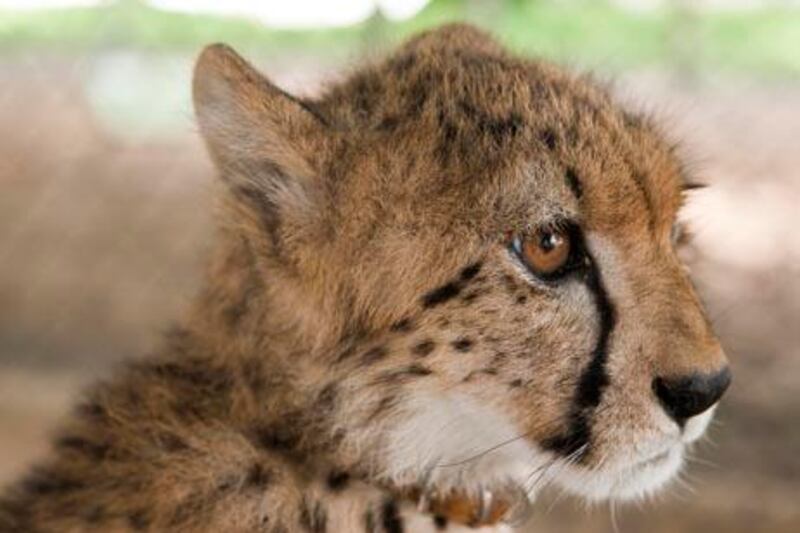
[180, 235, 538, 527]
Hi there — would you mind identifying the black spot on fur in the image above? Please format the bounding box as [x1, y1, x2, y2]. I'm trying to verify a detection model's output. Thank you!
[412, 339, 436, 357]
[456, 100, 523, 145]
[363, 346, 389, 365]
[316, 383, 339, 412]
[252, 423, 300, 452]
[452, 338, 473, 352]
[390, 318, 414, 333]
[422, 281, 461, 308]
[565, 167, 583, 199]
[402, 364, 433, 377]
[460, 262, 483, 281]
[246, 463, 272, 487]
[509, 378, 523, 388]
[55, 435, 110, 461]
[326, 470, 350, 492]
[540, 128, 557, 150]
[377, 114, 401, 132]
[381, 499, 404, 533]
[434, 515, 449, 530]
[515, 294, 527, 305]
[486, 113, 523, 144]
[422, 260, 484, 309]
[299, 498, 327, 533]
[21, 469, 84, 496]
[374, 364, 433, 385]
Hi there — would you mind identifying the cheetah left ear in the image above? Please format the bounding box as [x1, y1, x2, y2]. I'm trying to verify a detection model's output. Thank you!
[192, 43, 325, 180]
[193, 44, 328, 259]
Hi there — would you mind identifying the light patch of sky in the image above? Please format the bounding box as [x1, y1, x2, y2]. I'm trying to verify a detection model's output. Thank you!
[0, 0, 432, 27]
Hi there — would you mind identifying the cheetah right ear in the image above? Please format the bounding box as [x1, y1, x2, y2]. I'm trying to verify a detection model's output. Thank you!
[192, 43, 325, 200]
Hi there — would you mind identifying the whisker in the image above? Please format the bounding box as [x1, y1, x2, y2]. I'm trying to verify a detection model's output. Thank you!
[524, 456, 559, 495]
[610, 499, 622, 533]
[540, 446, 589, 515]
[671, 471, 697, 497]
[684, 452, 719, 469]
[435, 429, 536, 468]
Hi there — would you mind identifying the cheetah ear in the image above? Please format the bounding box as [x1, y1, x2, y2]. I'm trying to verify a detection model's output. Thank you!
[192, 43, 325, 200]
[193, 44, 328, 258]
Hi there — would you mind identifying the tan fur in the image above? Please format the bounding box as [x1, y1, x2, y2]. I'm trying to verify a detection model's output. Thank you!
[0, 24, 728, 532]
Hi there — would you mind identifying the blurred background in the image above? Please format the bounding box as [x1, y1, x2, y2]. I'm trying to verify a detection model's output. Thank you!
[0, 0, 798, 531]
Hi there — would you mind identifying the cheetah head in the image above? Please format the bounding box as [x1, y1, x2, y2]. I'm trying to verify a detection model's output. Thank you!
[193, 24, 730, 520]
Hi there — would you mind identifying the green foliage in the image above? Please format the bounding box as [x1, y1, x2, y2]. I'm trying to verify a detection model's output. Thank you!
[0, 0, 798, 76]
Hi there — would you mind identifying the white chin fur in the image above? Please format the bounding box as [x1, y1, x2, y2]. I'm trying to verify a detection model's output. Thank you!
[554, 445, 685, 503]
[381, 393, 545, 495]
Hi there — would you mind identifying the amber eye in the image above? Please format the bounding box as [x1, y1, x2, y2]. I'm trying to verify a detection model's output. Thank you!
[510, 227, 573, 278]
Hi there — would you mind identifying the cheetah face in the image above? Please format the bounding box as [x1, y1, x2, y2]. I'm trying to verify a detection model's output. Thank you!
[193, 25, 730, 513]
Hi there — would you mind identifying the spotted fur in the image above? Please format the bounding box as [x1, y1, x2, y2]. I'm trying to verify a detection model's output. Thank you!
[0, 24, 729, 532]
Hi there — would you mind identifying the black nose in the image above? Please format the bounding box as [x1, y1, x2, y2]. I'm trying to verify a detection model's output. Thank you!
[653, 367, 731, 423]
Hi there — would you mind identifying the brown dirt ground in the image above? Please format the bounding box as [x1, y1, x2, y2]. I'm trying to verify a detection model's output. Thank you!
[0, 56, 798, 532]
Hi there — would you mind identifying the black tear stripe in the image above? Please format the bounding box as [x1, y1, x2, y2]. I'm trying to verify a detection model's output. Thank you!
[565, 167, 583, 200]
[541, 249, 617, 460]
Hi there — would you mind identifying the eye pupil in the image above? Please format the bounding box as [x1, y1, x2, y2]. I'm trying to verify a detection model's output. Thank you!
[539, 232, 560, 252]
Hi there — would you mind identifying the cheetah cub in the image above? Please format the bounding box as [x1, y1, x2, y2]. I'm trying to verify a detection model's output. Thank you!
[1, 24, 730, 532]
